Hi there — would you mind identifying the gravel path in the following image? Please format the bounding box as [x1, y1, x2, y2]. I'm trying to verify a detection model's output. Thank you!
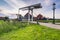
[31, 21, 60, 29]
[39, 22, 60, 29]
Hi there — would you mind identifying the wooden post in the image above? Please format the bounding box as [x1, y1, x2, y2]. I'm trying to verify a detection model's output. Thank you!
[31, 8, 33, 22]
[28, 9, 30, 25]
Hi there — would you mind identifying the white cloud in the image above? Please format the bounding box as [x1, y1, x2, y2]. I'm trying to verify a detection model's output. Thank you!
[4, 0, 27, 8]
[44, 0, 53, 6]
[0, 0, 28, 16]
[0, 0, 60, 19]
[4, 0, 27, 13]
[55, 9, 60, 19]
[0, 6, 11, 14]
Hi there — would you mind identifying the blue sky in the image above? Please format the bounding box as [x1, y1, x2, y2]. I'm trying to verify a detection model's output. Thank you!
[0, 0, 60, 19]
[0, 0, 13, 10]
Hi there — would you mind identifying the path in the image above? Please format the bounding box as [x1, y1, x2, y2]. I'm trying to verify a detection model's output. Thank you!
[39, 22, 60, 29]
[31, 21, 60, 29]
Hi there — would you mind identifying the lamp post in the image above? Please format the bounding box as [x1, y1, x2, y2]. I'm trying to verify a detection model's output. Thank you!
[53, 3, 56, 24]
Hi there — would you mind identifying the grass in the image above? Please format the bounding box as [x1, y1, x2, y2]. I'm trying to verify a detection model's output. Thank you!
[0, 20, 60, 40]
[0, 20, 27, 35]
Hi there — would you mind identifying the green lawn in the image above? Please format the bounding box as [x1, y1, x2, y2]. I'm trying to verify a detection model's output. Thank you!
[0, 20, 60, 40]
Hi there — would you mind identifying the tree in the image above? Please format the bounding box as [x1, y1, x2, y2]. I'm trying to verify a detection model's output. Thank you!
[4, 16, 9, 21]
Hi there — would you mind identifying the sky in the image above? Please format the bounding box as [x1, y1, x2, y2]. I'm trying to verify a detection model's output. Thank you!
[0, 0, 60, 19]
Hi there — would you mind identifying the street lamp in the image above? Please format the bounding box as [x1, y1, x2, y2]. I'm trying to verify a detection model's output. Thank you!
[53, 3, 56, 24]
